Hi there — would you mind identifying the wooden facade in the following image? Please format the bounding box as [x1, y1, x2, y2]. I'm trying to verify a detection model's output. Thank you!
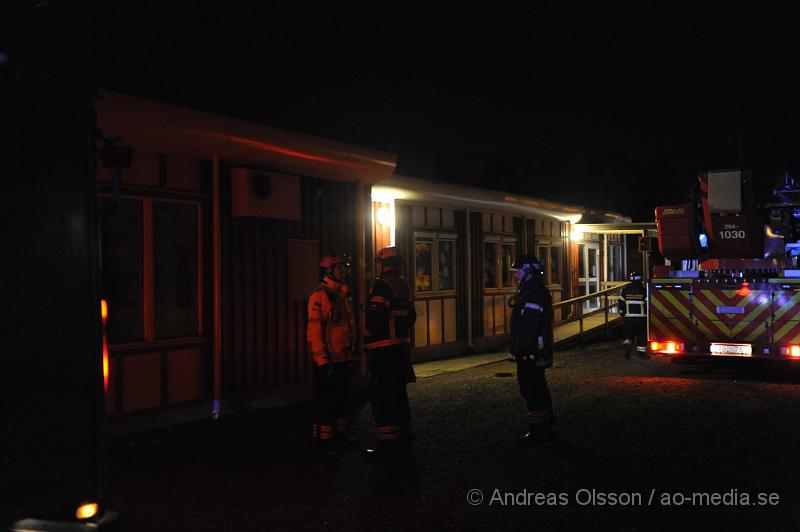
[97, 92, 394, 433]
[370, 176, 630, 360]
[220, 174, 362, 408]
[96, 92, 631, 432]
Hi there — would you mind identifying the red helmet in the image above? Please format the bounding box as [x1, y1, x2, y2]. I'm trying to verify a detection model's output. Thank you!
[376, 246, 402, 267]
[319, 255, 347, 269]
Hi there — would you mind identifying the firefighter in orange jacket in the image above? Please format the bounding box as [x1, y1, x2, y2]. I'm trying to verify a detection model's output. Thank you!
[307, 254, 357, 451]
[364, 247, 417, 455]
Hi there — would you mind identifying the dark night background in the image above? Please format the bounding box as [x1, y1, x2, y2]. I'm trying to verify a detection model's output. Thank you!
[94, 2, 800, 221]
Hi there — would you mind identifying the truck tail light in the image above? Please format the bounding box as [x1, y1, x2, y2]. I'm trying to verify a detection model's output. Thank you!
[651, 341, 684, 354]
[790, 345, 800, 358]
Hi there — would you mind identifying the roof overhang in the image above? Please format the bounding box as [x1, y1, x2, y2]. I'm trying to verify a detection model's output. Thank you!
[574, 222, 658, 237]
[96, 91, 397, 184]
[373, 176, 586, 223]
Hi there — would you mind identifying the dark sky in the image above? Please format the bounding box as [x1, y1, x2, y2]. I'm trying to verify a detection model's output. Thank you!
[94, 2, 800, 221]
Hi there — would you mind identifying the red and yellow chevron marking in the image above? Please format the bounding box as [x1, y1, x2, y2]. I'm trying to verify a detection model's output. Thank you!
[648, 288, 693, 341]
[692, 287, 771, 343]
[772, 290, 800, 344]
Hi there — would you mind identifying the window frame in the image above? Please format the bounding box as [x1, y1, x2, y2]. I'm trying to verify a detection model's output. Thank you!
[482, 234, 517, 291]
[100, 192, 204, 350]
[534, 240, 564, 287]
[413, 230, 459, 297]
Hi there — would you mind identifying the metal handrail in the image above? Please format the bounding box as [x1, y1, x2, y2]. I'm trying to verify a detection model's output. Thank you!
[552, 281, 631, 347]
[552, 282, 631, 310]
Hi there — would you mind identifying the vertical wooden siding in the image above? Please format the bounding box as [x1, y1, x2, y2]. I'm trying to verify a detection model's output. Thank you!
[220, 171, 360, 404]
[469, 211, 483, 338]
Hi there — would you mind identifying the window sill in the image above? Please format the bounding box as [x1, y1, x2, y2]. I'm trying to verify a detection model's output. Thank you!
[414, 291, 459, 299]
[109, 336, 208, 356]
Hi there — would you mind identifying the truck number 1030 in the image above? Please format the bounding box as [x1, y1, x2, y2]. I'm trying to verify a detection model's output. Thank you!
[719, 230, 746, 239]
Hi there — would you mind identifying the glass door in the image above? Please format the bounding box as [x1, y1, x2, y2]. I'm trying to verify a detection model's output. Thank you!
[579, 242, 600, 312]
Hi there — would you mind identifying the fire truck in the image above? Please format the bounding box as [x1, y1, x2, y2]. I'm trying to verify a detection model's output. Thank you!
[650, 169, 800, 360]
[1, 7, 118, 531]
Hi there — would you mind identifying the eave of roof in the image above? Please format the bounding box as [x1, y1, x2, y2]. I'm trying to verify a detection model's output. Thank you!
[96, 91, 397, 184]
[373, 175, 632, 224]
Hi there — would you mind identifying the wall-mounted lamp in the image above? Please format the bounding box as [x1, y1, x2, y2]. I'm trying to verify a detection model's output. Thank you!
[570, 230, 583, 242]
[376, 205, 391, 226]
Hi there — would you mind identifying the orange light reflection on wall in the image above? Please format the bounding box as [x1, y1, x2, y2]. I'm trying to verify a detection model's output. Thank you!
[226, 135, 367, 170]
[101, 299, 109, 392]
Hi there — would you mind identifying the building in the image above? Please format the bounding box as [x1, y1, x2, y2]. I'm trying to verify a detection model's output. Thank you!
[96, 92, 633, 432]
[96, 92, 394, 432]
[369, 176, 631, 361]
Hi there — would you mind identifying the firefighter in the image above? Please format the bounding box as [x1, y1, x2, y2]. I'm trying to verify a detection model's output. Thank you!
[307, 254, 357, 452]
[619, 271, 648, 359]
[509, 254, 556, 443]
[364, 246, 417, 456]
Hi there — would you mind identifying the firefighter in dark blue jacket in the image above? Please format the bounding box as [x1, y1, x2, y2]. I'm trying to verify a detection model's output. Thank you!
[364, 246, 417, 455]
[509, 254, 556, 443]
[619, 271, 648, 359]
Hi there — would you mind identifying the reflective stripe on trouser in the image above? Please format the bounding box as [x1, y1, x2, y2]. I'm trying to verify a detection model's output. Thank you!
[377, 425, 402, 441]
[365, 337, 411, 350]
[529, 410, 549, 425]
[312, 424, 335, 440]
[313, 363, 350, 440]
[377, 422, 413, 441]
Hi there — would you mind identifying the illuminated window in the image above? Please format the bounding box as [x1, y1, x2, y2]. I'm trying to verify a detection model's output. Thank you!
[415, 241, 433, 292]
[415, 233, 458, 294]
[438, 240, 455, 291]
[550, 246, 562, 284]
[501, 244, 515, 287]
[537, 246, 548, 282]
[483, 238, 516, 290]
[484, 243, 497, 288]
[533, 243, 563, 286]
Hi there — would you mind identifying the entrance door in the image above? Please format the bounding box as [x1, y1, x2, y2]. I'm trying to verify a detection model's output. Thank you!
[578, 242, 600, 312]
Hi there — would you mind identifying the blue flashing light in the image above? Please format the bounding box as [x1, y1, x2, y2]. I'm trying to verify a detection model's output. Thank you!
[698, 233, 708, 248]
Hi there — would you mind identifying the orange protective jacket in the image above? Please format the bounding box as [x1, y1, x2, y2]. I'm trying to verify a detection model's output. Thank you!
[306, 276, 356, 366]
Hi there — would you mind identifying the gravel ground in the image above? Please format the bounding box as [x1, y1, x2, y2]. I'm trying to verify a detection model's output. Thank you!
[108, 340, 800, 531]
